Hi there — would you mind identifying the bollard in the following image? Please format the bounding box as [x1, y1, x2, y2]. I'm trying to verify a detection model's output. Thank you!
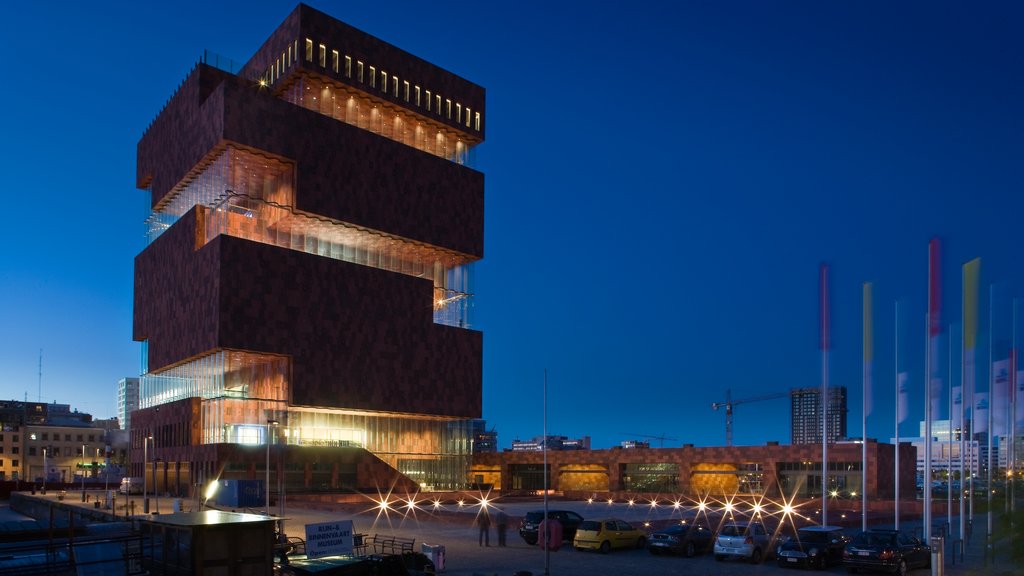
[930, 535, 944, 576]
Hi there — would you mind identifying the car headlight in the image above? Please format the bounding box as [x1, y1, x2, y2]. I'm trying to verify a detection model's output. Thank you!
[809, 547, 819, 556]
[776, 546, 782, 555]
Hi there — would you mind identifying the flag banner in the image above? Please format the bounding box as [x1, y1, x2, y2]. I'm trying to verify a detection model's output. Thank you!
[965, 347, 976, 431]
[974, 392, 989, 434]
[992, 358, 1010, 436]
[898, 371, 909, 424]
[963, 258, 980, 350]
[951, 385, 963, 429]
[1016, 370, 1024, 428]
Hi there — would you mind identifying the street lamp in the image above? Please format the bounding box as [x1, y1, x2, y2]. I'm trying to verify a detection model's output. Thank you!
[143, 435, 152, 514]
[42, 448, 46, 493]
[266, 419, 279, 516]
[81, 444, 87, 501]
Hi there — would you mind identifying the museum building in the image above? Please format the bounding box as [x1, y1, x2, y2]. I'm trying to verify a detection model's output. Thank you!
[131, 4, 485, 496]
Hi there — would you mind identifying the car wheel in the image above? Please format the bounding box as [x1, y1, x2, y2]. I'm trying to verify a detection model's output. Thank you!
[524, 536, 537, 545]
[896, 559, 907, 576]
[816, 555, 826, 570]
[750, 548, 763, 564]
[599, 541, 611, 554]
[715, 554, 725, 562]
[636, 537, 646, 549]
[685, 541, 696, 557]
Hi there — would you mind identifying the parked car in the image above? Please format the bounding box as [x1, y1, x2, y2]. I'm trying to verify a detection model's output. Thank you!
[119, 477, 143, 495]
[573, 519, 647, 553]
[843, 529, 930, 575]
[714, 522, 771, 563]
[776, 525, 848, 569]
[518, 510, 584, 545]
[647, 520, 715, 557]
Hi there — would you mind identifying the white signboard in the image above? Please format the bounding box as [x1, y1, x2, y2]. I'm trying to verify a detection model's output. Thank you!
[305, 519, 355, 559]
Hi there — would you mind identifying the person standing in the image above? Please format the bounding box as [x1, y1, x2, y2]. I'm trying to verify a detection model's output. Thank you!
[478, 509, 491, 546]
[496, 510, 508, 546]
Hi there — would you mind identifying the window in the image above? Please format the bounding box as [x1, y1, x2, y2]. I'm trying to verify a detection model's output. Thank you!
[13, 435, 18, 442]
[64, 434, 70, 441]
[426, 90, 432, 111]
[77, 434, 83, 442]
[380, 71, 387, 92]
[305, 38, 313, 62]
[344, 55, 352, 77]
[28, 447, 35, 456]
[456, 103, 461, 123]
[331, 50, 339, 73]
[11, 460, 17, 468]
[10, 447, 17, 454]
[369, 66, 376, 87]
[404, 81, 410, 102]
[465, 107, 471, 127]
[88, 435, 95, 442]
[393, 77, 399, 98]
[0, 447, 4, 454]
[0, 460, 3, 466]
[30, 433, 37, 441]
[446, 99, 452, 119]
[318, 44, 326, 67]
[415, 86, 421, 106]
[435, 94, 441, 113]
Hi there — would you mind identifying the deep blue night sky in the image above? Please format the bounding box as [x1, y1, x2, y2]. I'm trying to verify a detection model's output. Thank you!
[1, 1, 1021, 449]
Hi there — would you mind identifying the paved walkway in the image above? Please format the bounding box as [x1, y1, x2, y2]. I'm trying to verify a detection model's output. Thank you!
[5, 492, 1022, 576]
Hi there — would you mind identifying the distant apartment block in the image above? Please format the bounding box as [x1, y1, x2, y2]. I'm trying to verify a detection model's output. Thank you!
[512, 435, 591, 451]
[117, 377, 140, 431]
[791, 386, 847, 444]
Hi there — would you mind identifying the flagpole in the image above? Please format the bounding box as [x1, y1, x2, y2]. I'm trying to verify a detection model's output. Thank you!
[1011, 299, 1017, 548]
[948, 323, 953, 538]
[895, 299, 901, 530]
[987, 284, 994, 562]
[862, 282, 871, 532]
[925, 312, 933, 542]
[960, 302, 966, 549]
[820, 263, 829, 526]
[543, 368, 549, 576]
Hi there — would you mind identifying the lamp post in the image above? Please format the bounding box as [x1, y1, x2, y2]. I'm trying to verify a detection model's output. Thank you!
[266, 419, 279, 516]
[42, 448, 46, 493]
[143, 435, 152, 514]
[81, 444, 87, 501]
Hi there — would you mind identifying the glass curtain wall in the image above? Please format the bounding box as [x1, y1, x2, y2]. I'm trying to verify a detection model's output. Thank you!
[202, 194, 475, 328]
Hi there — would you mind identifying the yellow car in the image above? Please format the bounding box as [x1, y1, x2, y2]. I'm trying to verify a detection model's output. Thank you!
[573, 518, 647, 553]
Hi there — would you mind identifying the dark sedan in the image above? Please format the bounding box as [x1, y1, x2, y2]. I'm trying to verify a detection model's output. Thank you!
[843, 529, 930, 575]
[776, 525, 847, 569]
[647, 521, 715, 557]
[518, 510, 584, 545]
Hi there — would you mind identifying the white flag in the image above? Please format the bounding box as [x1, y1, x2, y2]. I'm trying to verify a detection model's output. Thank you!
[974, 392, 989, 434]
[993, 359, 1010, 436]
[951, 385, 963, 430]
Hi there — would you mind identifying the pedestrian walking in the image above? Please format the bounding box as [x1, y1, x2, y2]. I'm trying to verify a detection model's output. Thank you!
[496, 510, 508, 546]
[478, 509, 491, 546]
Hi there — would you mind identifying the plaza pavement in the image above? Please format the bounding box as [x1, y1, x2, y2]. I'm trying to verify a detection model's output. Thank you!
[3, 492, 1022, 576]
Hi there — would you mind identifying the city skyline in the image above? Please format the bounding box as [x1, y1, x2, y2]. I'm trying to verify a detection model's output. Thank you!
[2, 1, 1022, 449]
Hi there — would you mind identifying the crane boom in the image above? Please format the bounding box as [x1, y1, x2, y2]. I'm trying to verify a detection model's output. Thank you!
[711, 388, 791, 446]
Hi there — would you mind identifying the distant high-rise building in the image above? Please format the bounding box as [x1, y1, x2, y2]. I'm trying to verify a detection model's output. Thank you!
[471, 419, 497, 453]
[512, 435, 590, 451]
[117, 377, 139, 431]
[790, 386, 847, 444]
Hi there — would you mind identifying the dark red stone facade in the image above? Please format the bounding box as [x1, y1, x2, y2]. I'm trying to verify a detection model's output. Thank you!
[472, 441, 917, 500]
[135, 208, 482, 417]
[137, 67, 484, 258]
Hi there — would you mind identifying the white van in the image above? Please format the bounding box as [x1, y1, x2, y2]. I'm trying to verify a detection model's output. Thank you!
[119, 477, 144, 494]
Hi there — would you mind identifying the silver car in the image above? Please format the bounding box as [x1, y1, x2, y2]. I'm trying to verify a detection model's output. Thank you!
[714, 522, 771, 563]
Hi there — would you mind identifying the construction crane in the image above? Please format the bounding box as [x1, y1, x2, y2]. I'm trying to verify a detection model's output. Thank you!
[621, 433, 681, 448]
[711, 389, 791, 447]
